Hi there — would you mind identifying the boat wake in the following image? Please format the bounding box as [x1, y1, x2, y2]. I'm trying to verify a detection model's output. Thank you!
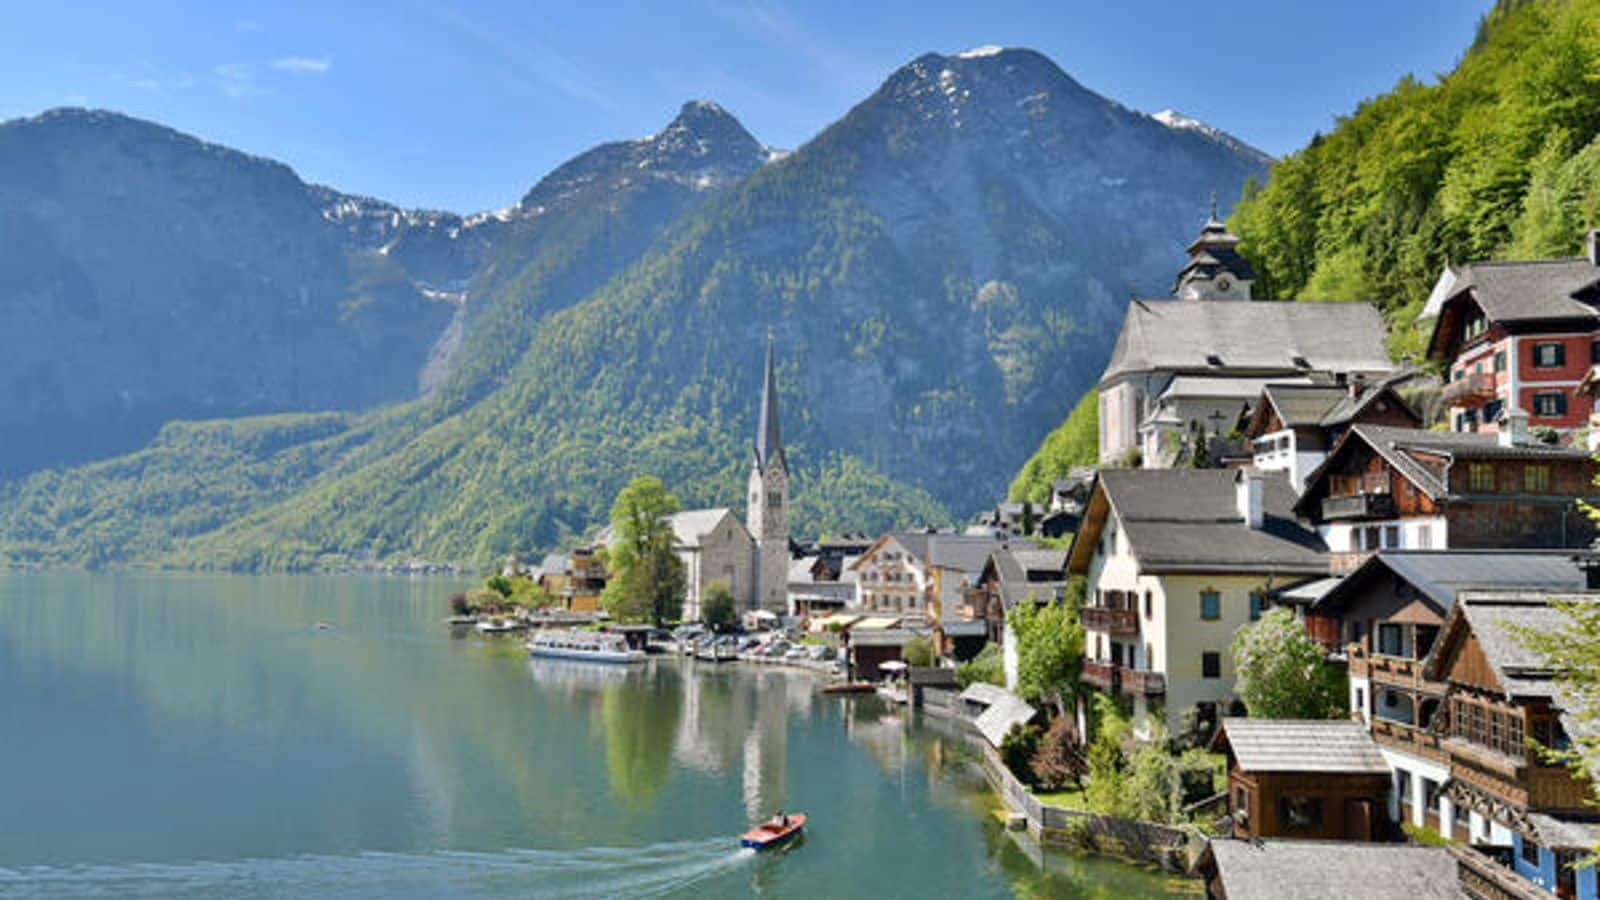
[0, 838, 757, 899]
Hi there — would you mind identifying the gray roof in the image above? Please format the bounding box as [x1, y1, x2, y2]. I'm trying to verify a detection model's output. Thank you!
[1158, 374, 1309, 402]
[909, 534, 1022, 574]
[1260, 378, 1419, 430]
[1298, 424, 1592, 511]
[982, 547, 1067, 611]
[849, 627, 917, 648]
[1424, 257, 1600, 324]
[538, 553, 568, 576]
[1274, 576, 1342, 605]
[1447, 591, 1599, 699]
[970, 687, 1037, 748]
[667, 508, 747, 548]
[1101, 299, 1392, 385]
[1217, 718, 1389, 774]
[1199, 840, 1460, 900]
[960, 683, 1012, 707]
[1527, 812, 1600, 849]
[1082, 469, 1327, 575]
[1315, 551, 1584, 616]
[1011, 548, 1068, 575]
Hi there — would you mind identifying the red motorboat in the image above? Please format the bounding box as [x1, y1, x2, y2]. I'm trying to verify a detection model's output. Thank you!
[821, 682, 874, 695]
[740, 812, 806, 849]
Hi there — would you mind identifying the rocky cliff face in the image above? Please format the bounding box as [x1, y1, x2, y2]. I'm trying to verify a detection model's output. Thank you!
[0, 109, 459, 476]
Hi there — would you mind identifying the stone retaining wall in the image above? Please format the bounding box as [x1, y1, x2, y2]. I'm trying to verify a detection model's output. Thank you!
[979, 743, 1202, 874]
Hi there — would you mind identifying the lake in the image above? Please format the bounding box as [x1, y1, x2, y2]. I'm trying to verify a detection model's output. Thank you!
[0, 573, 1183, 898]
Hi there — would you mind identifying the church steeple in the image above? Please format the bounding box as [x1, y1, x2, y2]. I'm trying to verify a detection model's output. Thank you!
[754, 330, 784, 470]
[1173, 195, 1255, 301]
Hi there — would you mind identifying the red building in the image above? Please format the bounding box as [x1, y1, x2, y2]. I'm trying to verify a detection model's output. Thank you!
[1423, 231, 1600, 437]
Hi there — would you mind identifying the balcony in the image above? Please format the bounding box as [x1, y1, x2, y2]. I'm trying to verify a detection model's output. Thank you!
[1120, 668, 1166, 696]
[1082, 606, 1139, 636]
[1442, 372, 1497, 409]
[1320, 492, 1396, 521]
[1082, 660, 1117, 692]
[1370, 717, 1445, 763]
[1079, 661, 1165, 696]
[1349, 646, 1441, 692]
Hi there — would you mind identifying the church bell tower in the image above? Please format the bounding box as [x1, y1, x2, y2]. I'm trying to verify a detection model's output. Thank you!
[747, 332, 790, 614]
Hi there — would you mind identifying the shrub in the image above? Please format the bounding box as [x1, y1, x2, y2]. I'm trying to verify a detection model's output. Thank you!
[448, 591, 472, 615]
[1001, 722, 1043, 783]
[903, 635, 934, 668]
[955, 643, 1004, 688]
[1029, 715, 1085, 791]
[701, 580, 737, 631]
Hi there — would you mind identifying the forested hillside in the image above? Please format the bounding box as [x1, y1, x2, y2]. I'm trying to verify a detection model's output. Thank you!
[1231, 0, 1600, 358]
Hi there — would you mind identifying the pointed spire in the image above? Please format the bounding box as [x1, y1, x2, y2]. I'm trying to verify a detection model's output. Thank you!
[755, 329, 782, 469]
[1208, 190, 1220, 224]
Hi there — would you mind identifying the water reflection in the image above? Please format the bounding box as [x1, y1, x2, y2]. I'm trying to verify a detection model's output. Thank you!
[0, 574, 1184, 898]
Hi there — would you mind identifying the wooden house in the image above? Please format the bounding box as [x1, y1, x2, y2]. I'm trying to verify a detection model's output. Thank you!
[1242, 376, 1421, 492]
[1307, 551, 1584, 839]
[1423, 591, 1600, 899]
[1294, 424, 1596, 572]
[1212, 718, 1392, 842]
[1422, 232, 1600, 438]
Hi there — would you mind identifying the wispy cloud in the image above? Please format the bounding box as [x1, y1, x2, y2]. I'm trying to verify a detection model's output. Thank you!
[213, 62, 267, 98]
[271, 56, 332, 75]
[420, 4, 619, 112]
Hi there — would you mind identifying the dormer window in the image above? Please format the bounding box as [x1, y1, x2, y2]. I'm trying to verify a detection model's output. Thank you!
[1464, 311, 1488, 342]
[1205, 353, 1224, 366]
[1291, 355, 1310, 369]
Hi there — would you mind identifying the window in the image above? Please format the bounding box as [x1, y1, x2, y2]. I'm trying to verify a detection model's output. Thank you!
[1249, 592, 1265, 622]
[1593, 339, 1600, 365]
[1522, 836, 1542, 866]
[1417, 524, 1433, 549]
[1533, 342, 1566, 368]
[1495, 350, 1507, 372]
[1469, 463, 1495, 491]
[1423, 778, 1441, 811]
[1465, 313, 1488, 341]
[1202, 651, 1221, 678]
[1484, 399, 1504, 423]
[1200, 590, 1220, 620]
[1384, 525, 1400, 548]
[1524, 465, 1551, 493]
[1378, 623, 1404, 657]
[1234, 786, 1250, 827]
[1396, 770, 1412, 808]
[1355, 687, 1365, 712]
[1278, 796, 1324, 830]
[1144, 590, 1152, 619]
[1533, 392, 1568, 418]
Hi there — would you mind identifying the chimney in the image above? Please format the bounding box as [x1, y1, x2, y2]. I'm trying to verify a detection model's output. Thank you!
[1348, 373, 1367, 400]
[1236, 469, 1265, 530]
[1588, 229, 1600, 266]
[1498, 407, 1529, 448]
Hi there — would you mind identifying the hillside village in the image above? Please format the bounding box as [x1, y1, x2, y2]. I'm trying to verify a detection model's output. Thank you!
[496, 208, 1600, 899]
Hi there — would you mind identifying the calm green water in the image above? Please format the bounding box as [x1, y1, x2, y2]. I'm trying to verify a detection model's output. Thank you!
[0, 573, 1181, 898]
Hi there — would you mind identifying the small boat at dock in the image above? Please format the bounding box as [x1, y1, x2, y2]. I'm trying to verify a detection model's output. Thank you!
[740, 812, 806, 849]
[821, 682, 875, 695]
[476, 618, 526, 634]
[527, 629, 646, 664]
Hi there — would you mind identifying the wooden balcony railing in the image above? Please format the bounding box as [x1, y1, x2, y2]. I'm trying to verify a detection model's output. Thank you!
[1371, 717, 1445, 762]
[1082, 606, 1139, 635]
[1079, 661, 1165, 696]
[1320, 492, 1396, 521]
[1120, 668, 1166, 696]
[1081, 660, 1117, 692]
[1443, 372, 1498, 409]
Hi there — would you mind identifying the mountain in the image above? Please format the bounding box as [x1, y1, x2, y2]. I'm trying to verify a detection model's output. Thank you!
[0, 48, 1269, 569]
[0, 108, 478, 477]
[1227, 0, 1600, 359]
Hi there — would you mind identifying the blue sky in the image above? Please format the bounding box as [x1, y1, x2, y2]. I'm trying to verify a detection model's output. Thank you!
[0, 1, 1489, 212]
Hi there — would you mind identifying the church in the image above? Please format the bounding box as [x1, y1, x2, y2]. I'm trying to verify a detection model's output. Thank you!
[664, 336, 790, 620]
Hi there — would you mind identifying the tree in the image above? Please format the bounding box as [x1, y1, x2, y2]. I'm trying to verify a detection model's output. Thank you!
[1029, 714, 1086, 791]
[701, 579, 737, 631]
[1518, 595, 1600, 837]
[601, 475, 686, 626]
[956, 643, 1005, 688]
[1230, 607, 1345, 719]
[903, 635, 934, 668]
[1008, 598, 1085, 707]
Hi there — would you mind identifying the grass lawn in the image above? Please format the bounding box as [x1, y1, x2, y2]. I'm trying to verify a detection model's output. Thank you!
[1030, 785, 1087, 810]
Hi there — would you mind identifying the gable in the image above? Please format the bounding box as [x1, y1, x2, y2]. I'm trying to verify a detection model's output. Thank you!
[1443, 628, 1505, 694]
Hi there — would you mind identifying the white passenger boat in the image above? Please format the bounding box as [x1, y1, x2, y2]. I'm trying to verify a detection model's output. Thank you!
[526, 629, 646, 664]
